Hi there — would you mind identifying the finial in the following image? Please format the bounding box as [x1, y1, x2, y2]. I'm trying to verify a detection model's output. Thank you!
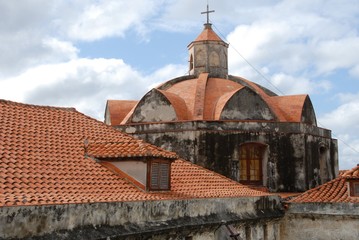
[201, 4, 215, 25]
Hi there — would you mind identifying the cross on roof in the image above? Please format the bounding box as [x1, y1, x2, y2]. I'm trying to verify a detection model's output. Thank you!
[201, 4, 215, 24]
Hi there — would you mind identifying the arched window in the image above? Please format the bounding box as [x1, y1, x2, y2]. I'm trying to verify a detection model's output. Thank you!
[239, 143, 266, 185]
[189, 54, 194, 71]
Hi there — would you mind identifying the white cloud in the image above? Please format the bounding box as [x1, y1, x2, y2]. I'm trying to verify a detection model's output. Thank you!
[146, 64, 187, 89]
[319, 94, 359, 169]
[271, 73, 331, 95]
[0, 1, 164, 77]
[0, 58, 143, 119]
[0, 57, 188, 120]
[315, 37, 359, 75]
[66, 0, 162, 41]
[320, 96, 359, 133]
[42, 38, 79, 60]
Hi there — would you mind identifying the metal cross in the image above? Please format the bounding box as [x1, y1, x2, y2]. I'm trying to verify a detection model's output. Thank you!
[201, 4, 215, 24]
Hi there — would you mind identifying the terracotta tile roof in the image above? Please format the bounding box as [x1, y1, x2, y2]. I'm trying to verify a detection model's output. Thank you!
[0, 99, 269, 207]
[170, 159, 271, 198]
[87, 141, 178, 159]
[238, 78, 308, 123]
[342, 165, 359, 179]
[271, 95, 308, 122]
[107, 74, 312, 124]
[339, 170, 348, 176]
[105, 100, 137, 125]
[204, 77, 244, 120]
[157, 89, 191, 120]
[289, 165, 359, 203]
[193, 24, 224, 42]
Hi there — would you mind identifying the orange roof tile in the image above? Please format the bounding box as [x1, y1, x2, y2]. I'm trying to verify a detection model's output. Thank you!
[289, 165, 359, 203]
[157, 89, 191, 120]
[106, 100, 137, 125]
[87, 141, 177, 159]
[271, 95, 308, 122]
[111, 74, 311, 124]
[342, 165, 359, 179]
[231, 77, 314, 123]
[0, 99, 269, 207]
[193, 24, 224, 42]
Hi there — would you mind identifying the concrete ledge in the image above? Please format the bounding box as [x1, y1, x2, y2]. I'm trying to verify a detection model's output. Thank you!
[117, 121, 332, 138]
[287, 202, 359, 216]
[0, 196, 282, 239]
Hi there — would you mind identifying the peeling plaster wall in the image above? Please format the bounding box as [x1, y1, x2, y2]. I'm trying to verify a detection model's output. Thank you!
[132, 89, 177, 123]
[215, 221, 281, 240]
[220, 88, 275, 121]
[280, 203, 359, 240]
[0, 196, 282, 239]
[189, 42, 228, 78]
[117, 121, 337, 192]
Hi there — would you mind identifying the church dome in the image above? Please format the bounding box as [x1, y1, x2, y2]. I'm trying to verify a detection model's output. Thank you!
[105, 23, 317, 126]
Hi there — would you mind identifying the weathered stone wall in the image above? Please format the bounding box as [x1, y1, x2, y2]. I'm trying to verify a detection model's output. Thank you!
[117, 121, 338, 192]
[0, 196, 282, 239]
[220, 87, 275, 121]
[189, 41, 228, 78]
[280, 203, 359, 240]
[216, 220, 281, 240]
[131, 89, 177, 123]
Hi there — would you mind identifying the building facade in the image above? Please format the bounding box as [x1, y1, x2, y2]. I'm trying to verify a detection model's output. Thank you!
[105, 23, 338, 192]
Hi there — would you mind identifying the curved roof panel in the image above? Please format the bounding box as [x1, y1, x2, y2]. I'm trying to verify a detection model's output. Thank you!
[105, 73, 317, 125]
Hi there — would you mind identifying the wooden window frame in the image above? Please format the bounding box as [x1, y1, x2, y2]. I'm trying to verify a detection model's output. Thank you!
[349, 180, 359, 197]
[239, 143, 266, 185]
[147, 159, 171, 191]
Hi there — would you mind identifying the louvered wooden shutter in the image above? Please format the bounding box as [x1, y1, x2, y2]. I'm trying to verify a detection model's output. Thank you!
[159, 163, 169, 189]
[150, 161, 170, 190]
[150, 162, 160, 189]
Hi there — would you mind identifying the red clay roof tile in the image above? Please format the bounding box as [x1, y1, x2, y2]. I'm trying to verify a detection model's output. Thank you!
[193, 24, 224, 42]
[342, 165, 359, 179]
[107, 75, 310, 124]
[0, 99, 269, 207]
[106, 100, 138, 125]
[290, 165, 359, 203]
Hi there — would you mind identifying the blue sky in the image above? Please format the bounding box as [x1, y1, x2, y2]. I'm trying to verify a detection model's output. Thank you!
[0, 0, 358, 169]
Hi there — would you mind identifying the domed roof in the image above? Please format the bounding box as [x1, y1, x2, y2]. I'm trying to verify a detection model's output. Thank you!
[104, 23, 317, 127]
[106, 73, 317, 126]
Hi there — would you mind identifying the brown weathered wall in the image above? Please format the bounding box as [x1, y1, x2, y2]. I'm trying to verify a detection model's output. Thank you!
[280, 203, 359, 240]
[117, 121, 337, 192]
[131, 89, 177, 123]
[0, 196, 282, 239]
[220, 87, 275, 121]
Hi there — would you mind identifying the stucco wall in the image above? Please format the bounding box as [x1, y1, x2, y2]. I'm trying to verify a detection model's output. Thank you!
[117, 121, 337, 192]
[0, 196, 282, 239]
[220, 87, 275, 121]
[189, 41, 228, 78]
[131, 89, 177, 123]
[280, 203, 359, 240]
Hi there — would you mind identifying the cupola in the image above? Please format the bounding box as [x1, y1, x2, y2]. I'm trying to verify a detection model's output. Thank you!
[187, 5, 229, 78]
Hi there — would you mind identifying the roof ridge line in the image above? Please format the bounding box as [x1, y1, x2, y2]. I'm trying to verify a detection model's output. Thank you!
[0, 99, 77, 112]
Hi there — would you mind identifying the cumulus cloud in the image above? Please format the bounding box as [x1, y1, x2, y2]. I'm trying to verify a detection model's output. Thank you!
[2, 58, 145, 119]
[0, 58, 187, 120]
[0, 1, 164, 77]
[66, 0, 163, 41]
[319, 93, 359, 169]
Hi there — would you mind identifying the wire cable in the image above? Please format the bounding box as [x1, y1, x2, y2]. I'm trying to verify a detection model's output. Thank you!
[211, 22, 359, 159]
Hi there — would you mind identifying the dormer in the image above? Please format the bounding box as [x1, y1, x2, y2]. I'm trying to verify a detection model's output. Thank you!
[348, 180, 359, 197]
[342, 164, 359, 197]
[85, 141, 177, 191]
